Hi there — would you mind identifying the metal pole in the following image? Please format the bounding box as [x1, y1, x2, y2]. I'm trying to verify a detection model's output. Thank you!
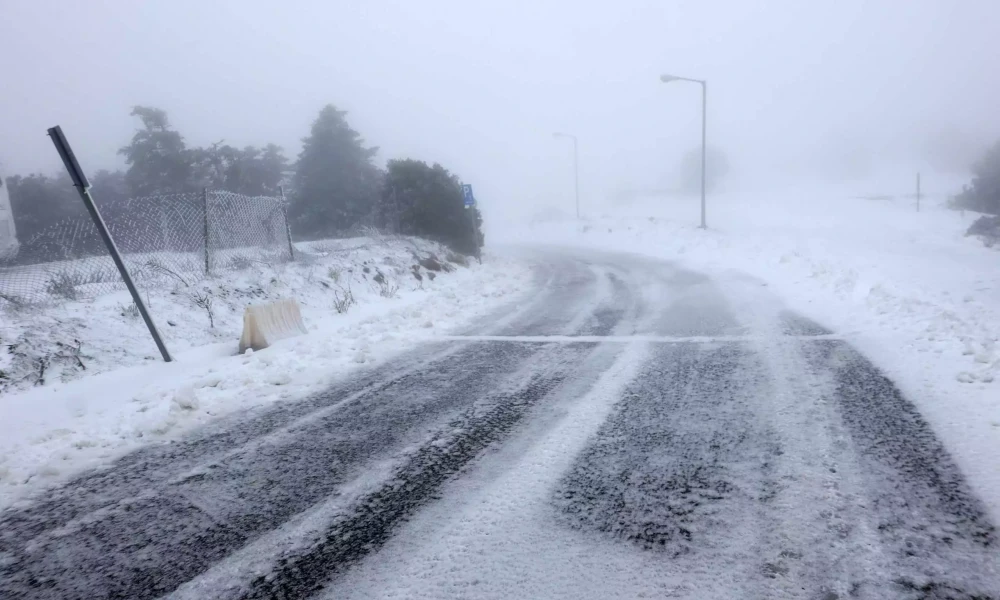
[392, 185, 402, 234]
[573, 137, 580, 219]
[700, 81, 707, 229]
[279, 186, 295, 260]
[916, 173, 921, 212]
[47, 125, 172, 363]
[464, 193, 481, 263]
[202, 188, 211, 274]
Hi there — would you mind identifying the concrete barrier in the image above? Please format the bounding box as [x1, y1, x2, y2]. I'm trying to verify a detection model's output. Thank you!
[238, 298, 308, 354]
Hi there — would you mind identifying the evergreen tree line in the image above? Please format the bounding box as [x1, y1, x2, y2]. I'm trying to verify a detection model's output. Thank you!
[3, 104, 483, 257]
[953, 139, 1000, 215]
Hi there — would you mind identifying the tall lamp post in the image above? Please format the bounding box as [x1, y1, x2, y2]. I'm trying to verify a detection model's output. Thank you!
[660, 73, 708, 229]
[553, 132, 580, 219]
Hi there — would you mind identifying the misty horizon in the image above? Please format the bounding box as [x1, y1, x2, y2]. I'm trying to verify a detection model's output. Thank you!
[3, 0, 999, 223]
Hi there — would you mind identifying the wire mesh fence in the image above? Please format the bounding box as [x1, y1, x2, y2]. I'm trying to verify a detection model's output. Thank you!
[0, 190, 293, 305]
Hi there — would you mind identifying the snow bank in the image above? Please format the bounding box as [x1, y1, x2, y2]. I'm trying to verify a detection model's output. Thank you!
[497, 178, 1000, 517]
[0, 236, 531, 509]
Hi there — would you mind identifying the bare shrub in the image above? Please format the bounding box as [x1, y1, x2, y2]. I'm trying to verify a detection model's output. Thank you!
[0, 292, 26, 308]
[378, 280, 398, 298]
[228, 254, 254, 271]
[373, 271, 399, 298]
[360, 225, 398, 247]
[258, 248, 290, 267]
[144, 259, 190, 287]
[333, 282, 355, 314]
[310, 241, 337, 255]
[118, 302, 141, 319]
[2, 336, 88, 390]
[44, 268, 117, 300]
[45, 272, 80, 300]
[191, 291, 215, 327]
[54, 339, 87, 372]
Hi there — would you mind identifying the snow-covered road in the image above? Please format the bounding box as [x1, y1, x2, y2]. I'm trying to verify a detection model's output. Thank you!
[1, 248, 996, 599]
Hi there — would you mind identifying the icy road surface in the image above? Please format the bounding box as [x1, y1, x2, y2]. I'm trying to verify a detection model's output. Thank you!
[1, 248, 997, 599]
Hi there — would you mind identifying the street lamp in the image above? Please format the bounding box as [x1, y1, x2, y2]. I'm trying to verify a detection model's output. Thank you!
[660, 73, 708, 229]
[553, 132, 580, 219]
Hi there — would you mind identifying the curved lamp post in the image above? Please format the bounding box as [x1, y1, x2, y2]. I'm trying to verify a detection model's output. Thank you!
[660, 73, 708, 229]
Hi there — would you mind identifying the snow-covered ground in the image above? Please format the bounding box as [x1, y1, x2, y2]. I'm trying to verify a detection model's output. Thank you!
[495, 176, 1000, 519]
[0, 236, 532, 509]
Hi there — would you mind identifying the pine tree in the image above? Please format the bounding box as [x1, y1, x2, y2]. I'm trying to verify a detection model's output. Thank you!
[289, 105, 380, 238]
[118, 106, 192, 196]
[190, 143, 288, 196]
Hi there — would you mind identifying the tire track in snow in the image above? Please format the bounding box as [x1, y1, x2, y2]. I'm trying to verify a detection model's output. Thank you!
[741, 310, 895, 598]
[808, 339, 999, 597]
[5, 249, 995, 599]
[492, 256, 600, 336]
[555, 314, 999, 598]
[234, 350, 586, 599]
[312, 342, 656, 600]
[0, 341, 548, 600]
[555, 342, 777, 590]
[0, 340, 469, 547]
[0, 253, 637, 600]
[490, 253, 639, 338]
[740, 278, 998, 597]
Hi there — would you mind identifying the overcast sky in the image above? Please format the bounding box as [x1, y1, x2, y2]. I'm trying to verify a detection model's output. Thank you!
[3, 0, 999, 221]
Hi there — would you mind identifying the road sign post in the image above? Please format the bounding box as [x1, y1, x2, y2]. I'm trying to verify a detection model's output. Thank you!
[462, 184, 475, 208]
[47, 125, 172, 362]
[460, 184, 481, 263]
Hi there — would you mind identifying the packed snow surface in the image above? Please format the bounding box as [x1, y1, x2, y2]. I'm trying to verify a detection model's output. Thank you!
[495, 176, 1000, 522]
[0, 236, 531, 509]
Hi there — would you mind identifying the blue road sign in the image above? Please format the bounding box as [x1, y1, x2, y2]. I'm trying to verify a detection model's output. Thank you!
[461, 184, 475, 207]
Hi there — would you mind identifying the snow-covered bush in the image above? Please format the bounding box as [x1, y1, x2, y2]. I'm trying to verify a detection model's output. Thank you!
[966, 215, 1000, 247]
[954, 140, 1000, 215]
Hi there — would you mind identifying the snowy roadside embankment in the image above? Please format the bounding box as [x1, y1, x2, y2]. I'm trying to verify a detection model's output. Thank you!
[0, 236, 532, 509]
[497, 182, 1000, 515]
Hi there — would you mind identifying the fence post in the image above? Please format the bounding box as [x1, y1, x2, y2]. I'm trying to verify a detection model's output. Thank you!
[279, 186, 295, 261]
[392, 185, 401, 234]
[47, 125, 172, 363]
[202, 188, 211, 274]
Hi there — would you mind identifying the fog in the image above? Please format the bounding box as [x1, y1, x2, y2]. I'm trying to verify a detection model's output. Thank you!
[3, 0, 999, 225]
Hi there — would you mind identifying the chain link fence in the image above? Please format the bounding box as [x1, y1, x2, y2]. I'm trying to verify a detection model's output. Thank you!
[0, 190, 293, 305]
